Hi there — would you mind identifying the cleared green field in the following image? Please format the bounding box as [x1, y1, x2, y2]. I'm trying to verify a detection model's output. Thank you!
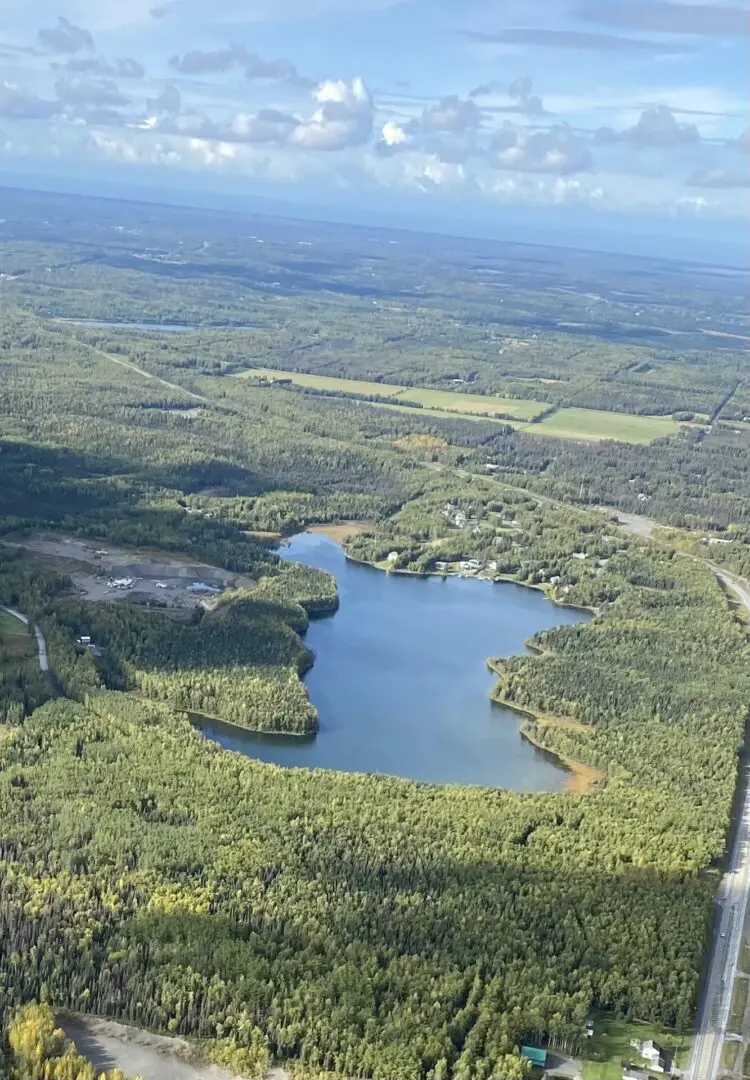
[237, 367, 545, 420]
[399, 386, 542, 420]
[534, 407, 680, 444]
[731, 976, 749, 1032]
[236, 367, 682, 444]
[722, 1041, 740, 1071]
[0, 609, 28, 635]
[373, 401, 515, 426]
[581, 1012, 690, 1080]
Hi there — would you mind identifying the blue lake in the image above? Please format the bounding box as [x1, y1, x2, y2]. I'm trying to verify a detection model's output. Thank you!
[198, 533, 590, 790]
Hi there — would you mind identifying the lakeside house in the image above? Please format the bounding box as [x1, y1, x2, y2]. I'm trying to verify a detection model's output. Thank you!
[459, 559, 482, 572]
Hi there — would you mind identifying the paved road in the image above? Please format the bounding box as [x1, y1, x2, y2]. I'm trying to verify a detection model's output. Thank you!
[687, 571, 750, 1080]
[1, 605, 50, 675]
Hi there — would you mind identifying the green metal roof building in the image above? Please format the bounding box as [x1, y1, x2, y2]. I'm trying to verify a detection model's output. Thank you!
[521, 1046, 548, 1068]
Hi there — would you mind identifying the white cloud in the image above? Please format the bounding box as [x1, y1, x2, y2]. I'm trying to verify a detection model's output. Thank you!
[0, 81, 57, 120]
[364, 148, 468, 192]
[478, 172, 607, 208]
[414, 95, 481, 134]
[596, 105, 701, 147]
[38, 16, 93, 53]
[543, 84, 748, 138]
[673, 194, 715, 213]
[381, 119, 407, 146]
[289, 76, 373, 149]
[489, 124, 593, 174]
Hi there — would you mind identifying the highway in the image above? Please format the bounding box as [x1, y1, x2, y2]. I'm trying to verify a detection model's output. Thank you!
[687, 572, 750, 1080]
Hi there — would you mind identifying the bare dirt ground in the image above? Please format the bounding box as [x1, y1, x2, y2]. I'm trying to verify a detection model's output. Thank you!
[61, 1015, 283, 1080]
[593, 508, 660, 539]
[3, 534, 255, 610]
[307, 521, 373, 541]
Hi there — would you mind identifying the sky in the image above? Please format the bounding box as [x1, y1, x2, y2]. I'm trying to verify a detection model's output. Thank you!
[0, 0, 748, 261]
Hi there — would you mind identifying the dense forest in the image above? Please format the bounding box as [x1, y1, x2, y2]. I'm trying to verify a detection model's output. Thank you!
[47, 593, 319, 735]
[0, 190, 749, 1077]
[3, 1005, 133, 1080]
[0, 691, 723, 1079]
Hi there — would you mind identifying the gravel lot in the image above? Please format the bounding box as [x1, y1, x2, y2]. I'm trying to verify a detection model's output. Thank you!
[61, 1016, 288, 1080]
[4, 534, 255, 609]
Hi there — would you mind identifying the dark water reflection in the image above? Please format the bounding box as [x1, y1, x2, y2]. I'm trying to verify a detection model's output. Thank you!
[197, 533, 590, 790]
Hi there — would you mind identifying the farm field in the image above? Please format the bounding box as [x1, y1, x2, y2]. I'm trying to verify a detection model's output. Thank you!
[237, 368, 683, 443]
[534, 407, 681, 444]
[237, 366, 546, 420]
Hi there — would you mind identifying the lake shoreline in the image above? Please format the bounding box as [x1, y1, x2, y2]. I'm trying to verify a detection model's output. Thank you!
[341, 545, 597, 616]
[189, 708, 317, 741]
[204, 530, 591, 792]
[486, 658, 602, 796]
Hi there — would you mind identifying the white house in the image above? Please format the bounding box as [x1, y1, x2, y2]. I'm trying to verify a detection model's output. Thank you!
[631, 1039, 673, 1074]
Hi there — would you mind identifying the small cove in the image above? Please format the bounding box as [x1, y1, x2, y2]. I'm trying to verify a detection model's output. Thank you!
[197, 533, 591, 791]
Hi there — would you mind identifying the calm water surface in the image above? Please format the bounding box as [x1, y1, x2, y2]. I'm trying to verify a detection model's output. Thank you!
[57, 318, 255, 333]
[198, 533, 590, 791]
[57, 318, 197, 332]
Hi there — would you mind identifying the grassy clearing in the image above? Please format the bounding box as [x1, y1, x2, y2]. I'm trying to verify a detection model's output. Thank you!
[741, 936, 750, 974]
[372, 400, 516, 426]
[722, 1041, 740, 1071]
[307, 522, 373, 541]
[237, 366, 545, 420]
[236, 367, 682, 444]
[238, 366, 402, 398]
[399, 385, 542, 420]
[730, 976, 749, 1033]
[743, 1044, 750, 1078]
[0, 609, 29, 635]
[533, 408, 681, 444]
[581, 1012, 691, 1080]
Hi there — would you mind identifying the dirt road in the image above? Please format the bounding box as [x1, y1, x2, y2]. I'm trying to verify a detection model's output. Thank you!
[1, 605, 50, 674]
